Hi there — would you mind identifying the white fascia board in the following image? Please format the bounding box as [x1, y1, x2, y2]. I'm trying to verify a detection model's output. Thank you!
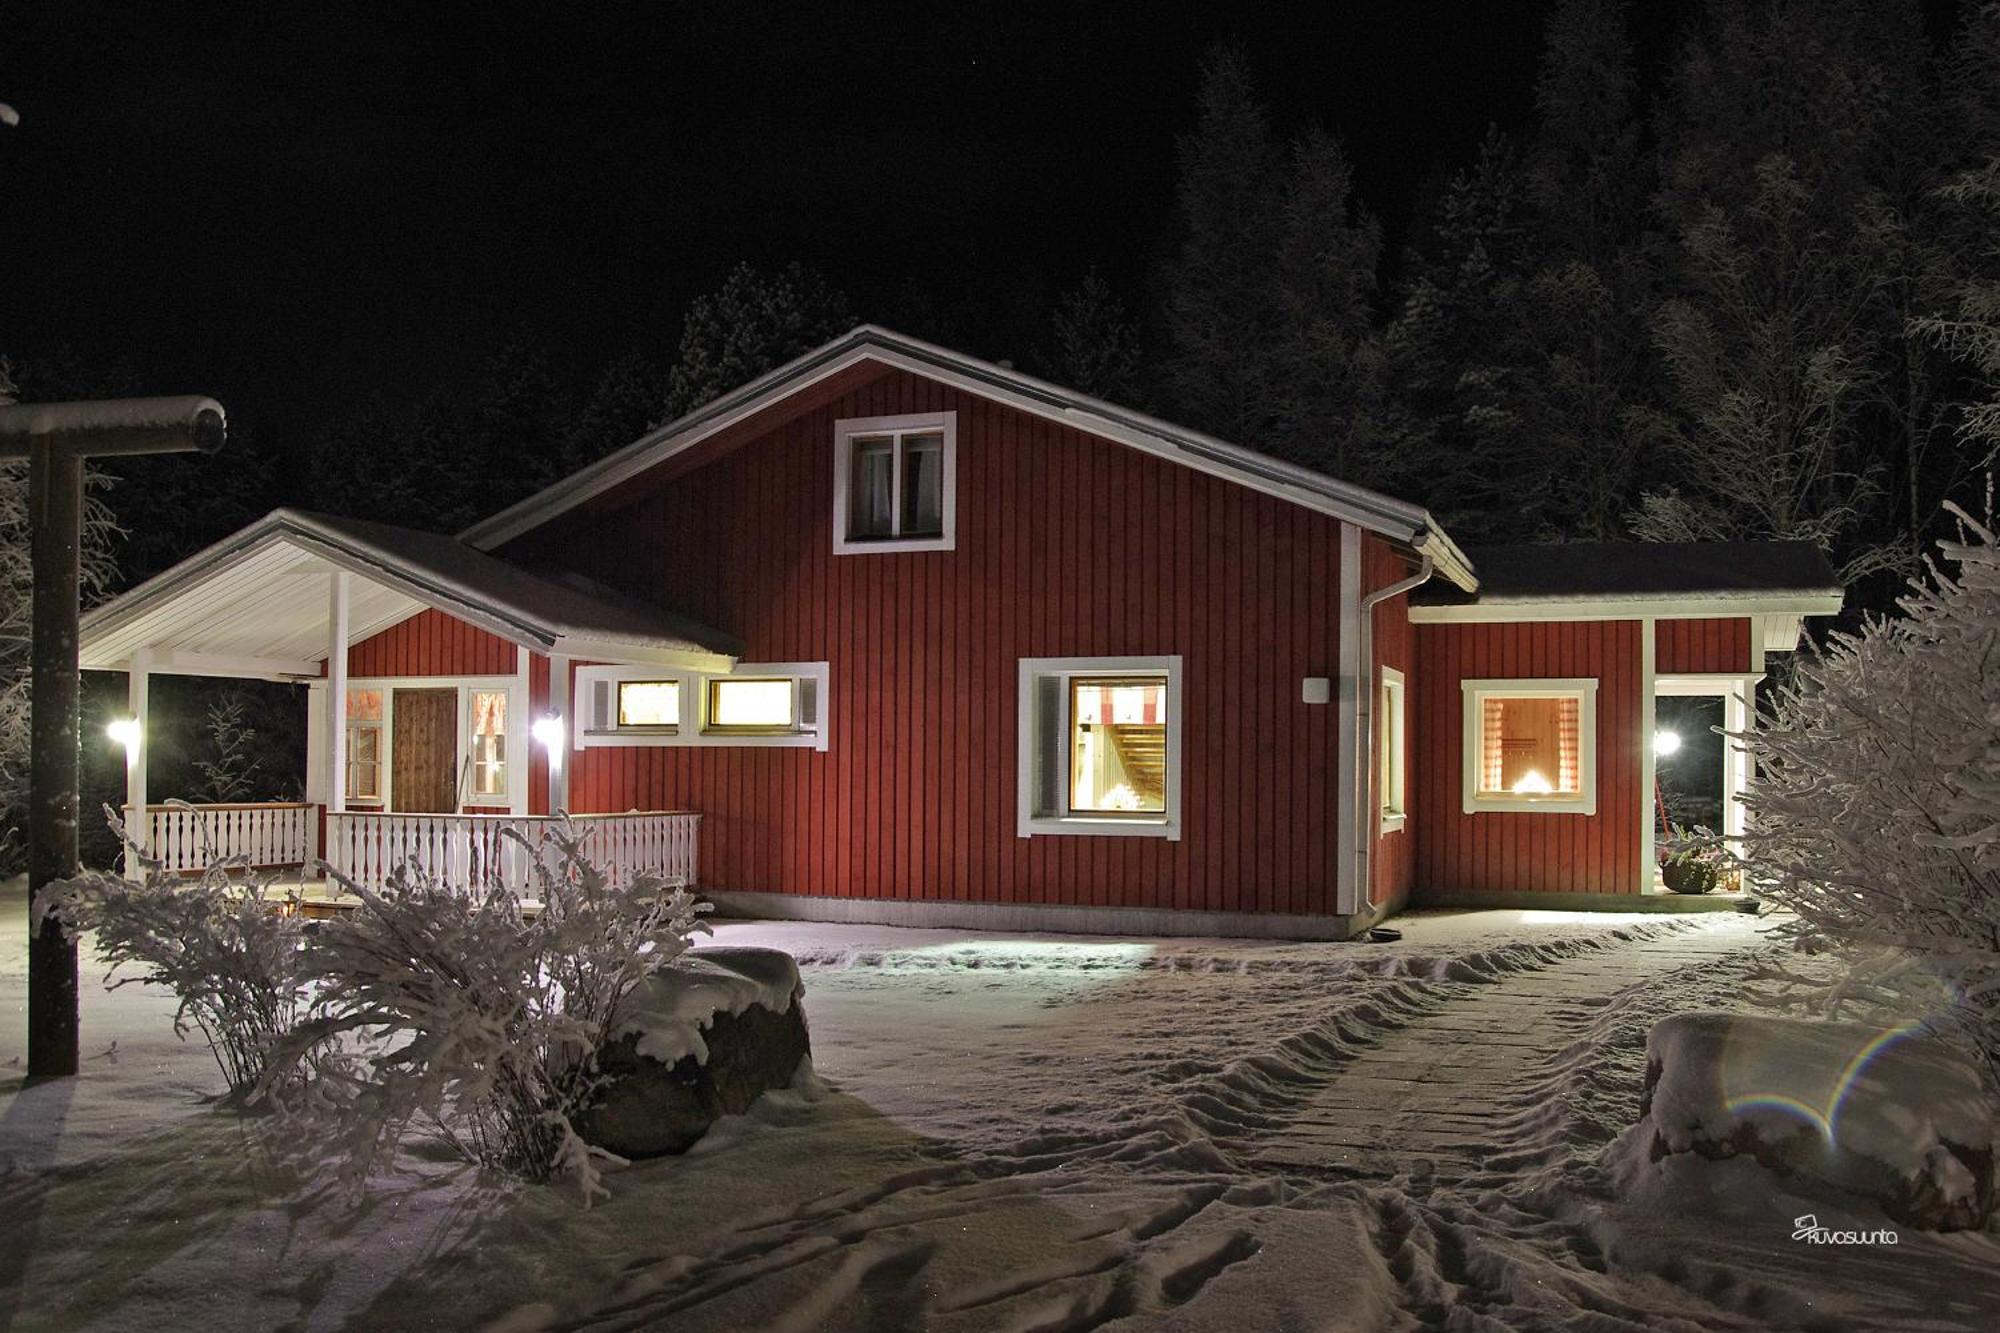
[456, 327, 1480, 592]
[551, 636, 736, 675]
[460, 341, 884, 550]
[1409, 593, 1845, 625]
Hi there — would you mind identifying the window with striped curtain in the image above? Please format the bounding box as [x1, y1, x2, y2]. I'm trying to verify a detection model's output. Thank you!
[1478, 696, 1582, 796]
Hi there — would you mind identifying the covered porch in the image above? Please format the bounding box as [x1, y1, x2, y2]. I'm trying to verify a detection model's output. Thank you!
[82, 509, 741, 892]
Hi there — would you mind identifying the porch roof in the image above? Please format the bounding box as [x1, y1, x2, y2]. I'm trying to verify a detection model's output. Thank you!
[81, 508, 743, 678]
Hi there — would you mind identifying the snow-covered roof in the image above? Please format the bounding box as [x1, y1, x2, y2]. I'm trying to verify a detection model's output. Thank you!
[81, 508, 741, 677]
[455, 325, 1481, 593]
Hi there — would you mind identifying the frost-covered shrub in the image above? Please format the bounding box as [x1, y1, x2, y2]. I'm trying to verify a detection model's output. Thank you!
[37, 831, 312, 1096]
[268, 822, 708, 1199]
[1736, 507, 2000, 1084]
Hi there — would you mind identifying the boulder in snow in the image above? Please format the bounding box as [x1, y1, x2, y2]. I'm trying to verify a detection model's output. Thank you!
[578, 946, 810, 1157]
[1633, 1013, 1995, 1231]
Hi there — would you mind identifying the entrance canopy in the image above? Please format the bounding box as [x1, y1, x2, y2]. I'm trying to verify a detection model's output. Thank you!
[82, 508, 742, 679]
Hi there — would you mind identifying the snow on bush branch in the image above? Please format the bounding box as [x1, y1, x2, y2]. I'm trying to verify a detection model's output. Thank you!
[1735, 503, 2000, 1085]
[262, 822, 709, 1201]
[44, 812, 710, 1202]
[36, 808, 316, 1096]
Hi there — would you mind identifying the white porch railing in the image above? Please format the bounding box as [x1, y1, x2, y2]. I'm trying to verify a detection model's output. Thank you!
[322, 810, 701, 892]
[133, 802, 318, 874]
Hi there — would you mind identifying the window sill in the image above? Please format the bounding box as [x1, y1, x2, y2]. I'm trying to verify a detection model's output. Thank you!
[1018, 815, 1180, 841]
[1462, 796, 1597, 816]
[833, 533, 955, 554]
[1380, 812, 1407, 834]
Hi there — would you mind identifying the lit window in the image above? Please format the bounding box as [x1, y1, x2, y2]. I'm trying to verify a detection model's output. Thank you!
[470, 689, 507, 799]
[1068, 677, 1168, 815]
[834, 414, 956, 552]
[346, 723, 381, 802]
[345, 689, 383, 803]
[1019, 657, 1181, 838]
[1379, 667, 1406, 826]
[706, 678, 797, 732]
[1460, 678, 1597, 814]
[617, 680, 680, 728]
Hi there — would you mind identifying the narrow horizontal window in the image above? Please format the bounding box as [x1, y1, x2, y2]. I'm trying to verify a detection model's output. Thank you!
[706, 677, 797, 733]
[616, 680, 680, 729]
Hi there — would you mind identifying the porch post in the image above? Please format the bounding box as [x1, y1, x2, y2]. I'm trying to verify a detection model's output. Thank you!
[325, 571, 349, 815]
[1722, 682, 1753, 852]
[547, 652, 571, 814]
[123, 648, 150, 879]
[1639, 617, 1657, 892]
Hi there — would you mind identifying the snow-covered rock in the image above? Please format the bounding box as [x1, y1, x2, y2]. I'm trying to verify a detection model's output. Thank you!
[1627, 1013, 1995, 1231]
[577, 946, 809, 1157]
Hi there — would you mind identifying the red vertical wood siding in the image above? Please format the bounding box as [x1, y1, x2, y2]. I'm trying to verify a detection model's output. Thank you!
[1654, 618, 1750, 674]
[1411, 619, 1643, 895]
[1366, 535, 1416, 907]
[346, 607, 518, 677]
[505, 367, 1354, 917]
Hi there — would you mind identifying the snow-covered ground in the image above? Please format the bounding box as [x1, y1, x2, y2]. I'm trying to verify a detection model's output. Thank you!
[3, 875, 1995, 1331]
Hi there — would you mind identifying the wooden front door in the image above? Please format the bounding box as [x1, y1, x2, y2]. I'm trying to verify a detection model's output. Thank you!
[392, 688, 458, 813]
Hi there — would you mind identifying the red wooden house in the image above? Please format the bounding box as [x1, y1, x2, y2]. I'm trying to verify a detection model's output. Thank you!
[82, 327, 1843, 936]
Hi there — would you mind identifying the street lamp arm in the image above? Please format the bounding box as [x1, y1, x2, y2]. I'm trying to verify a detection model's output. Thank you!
[0, 395, 227, 459]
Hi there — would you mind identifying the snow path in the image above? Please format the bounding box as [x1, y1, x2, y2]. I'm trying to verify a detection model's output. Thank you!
[1247, 921, 1762, 1180]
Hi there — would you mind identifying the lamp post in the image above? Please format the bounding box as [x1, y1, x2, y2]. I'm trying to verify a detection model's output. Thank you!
[1, 396, 226, 1078]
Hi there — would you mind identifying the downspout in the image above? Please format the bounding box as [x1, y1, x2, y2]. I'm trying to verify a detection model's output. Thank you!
[1351, 551, 1434, 916]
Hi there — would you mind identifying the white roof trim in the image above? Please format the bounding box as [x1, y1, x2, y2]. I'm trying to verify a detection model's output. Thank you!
[82, 511, 741, 674]
[457, 325, 1479, 593]
[1409, 592, 1844, 626]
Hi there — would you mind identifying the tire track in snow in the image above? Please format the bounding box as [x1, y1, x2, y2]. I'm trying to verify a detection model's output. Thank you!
[524, 918, 1777, 1333]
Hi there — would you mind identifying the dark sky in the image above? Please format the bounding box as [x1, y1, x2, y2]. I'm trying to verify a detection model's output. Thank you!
[2, 3, 1621, 459]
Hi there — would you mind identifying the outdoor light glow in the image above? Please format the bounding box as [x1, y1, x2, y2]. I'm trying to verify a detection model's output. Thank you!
[531, 713, 565, 750]
[1511, 770, 1554, 795]
[1654, 729, 1682, 757]
[106, 716, 141, 753]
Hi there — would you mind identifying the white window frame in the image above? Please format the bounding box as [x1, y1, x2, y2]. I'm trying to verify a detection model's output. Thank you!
[344, 710, 385, 806]
[574, 661, 830, 751]
[465, 686, 513, 803]
[1460, 677, 1598, 815]
[832, 412, 957, 553]
[1018, 655, 1182, 840]
[1379, 666, 1407, 832]
[574, 665, 694, 746]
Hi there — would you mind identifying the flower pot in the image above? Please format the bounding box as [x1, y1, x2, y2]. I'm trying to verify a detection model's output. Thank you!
[1662, 858, 1719, 895]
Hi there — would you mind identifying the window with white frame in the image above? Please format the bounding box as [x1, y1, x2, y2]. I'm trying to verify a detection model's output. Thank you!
[345, 688, 384, 804]
[1460, 678, 1597, 814]
[1018, 656, 1181, 838]
[833, 413, 956, 552]
[574, 662, 828, 750]
[468, 689, 509, 799]
[1379, 667, 1406, 829]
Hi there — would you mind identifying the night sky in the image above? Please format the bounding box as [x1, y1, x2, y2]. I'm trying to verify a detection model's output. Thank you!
[3, 2, 1706, 465]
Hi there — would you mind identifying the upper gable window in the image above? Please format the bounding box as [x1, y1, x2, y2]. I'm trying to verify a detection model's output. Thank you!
[833, 412, 957, 553]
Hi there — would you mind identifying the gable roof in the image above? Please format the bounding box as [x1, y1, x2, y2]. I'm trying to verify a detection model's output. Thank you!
[81, 508, 742, 675]
[456, 325, 1480, 592]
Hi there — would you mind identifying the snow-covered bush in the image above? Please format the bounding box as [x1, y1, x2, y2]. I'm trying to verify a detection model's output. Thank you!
[36, 823, 312, 1096]
[1736, 506, 2000, 1085]
[267, 822, 708, 1199]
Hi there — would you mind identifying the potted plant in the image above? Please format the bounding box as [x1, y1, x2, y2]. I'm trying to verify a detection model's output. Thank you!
[1659, 824, 1727, 895]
